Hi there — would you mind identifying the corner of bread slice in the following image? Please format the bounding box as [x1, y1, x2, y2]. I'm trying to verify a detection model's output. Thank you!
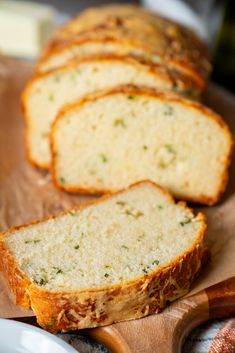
[0, 230, 31, 308]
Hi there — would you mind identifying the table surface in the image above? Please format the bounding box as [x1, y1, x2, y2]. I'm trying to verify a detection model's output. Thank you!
[57, 319, 232, 353]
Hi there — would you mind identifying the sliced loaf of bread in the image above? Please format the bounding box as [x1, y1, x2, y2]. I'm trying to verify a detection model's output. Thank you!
[21, 56, 197, 169]
[37, 37, 207, 94]
[51, 85, 233, 205]
[40, 4, 210, 89]
[0, 181, 207, 332]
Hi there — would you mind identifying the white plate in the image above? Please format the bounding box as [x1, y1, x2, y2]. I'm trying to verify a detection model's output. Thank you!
[0, 319, 78, 353]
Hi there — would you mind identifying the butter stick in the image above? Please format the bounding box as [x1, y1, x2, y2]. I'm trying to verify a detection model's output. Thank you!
[0, 0, 55, 58]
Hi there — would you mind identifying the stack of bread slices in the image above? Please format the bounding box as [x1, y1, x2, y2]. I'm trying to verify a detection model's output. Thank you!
[21, 4, 233, 206]
[0, 4, 233, 333]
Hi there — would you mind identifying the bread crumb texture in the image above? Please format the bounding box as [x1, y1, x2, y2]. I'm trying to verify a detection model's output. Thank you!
[6, 184, 203, 291]
[52, 89, 232, 204]
[1, 182, 206, 331]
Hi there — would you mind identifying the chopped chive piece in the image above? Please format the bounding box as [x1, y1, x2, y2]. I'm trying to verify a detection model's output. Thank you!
[180, 217, 192, 226]
[158, 161, 167, 168]
[125, 209, 132, 216]
[125, 209, 144, 218]
[105, 265, 110, 268]
[142, 268, 148, 274]
[34, 277, 48, 286]
[127, 95, 135, 100]
[157, 205, 163, 210]
[25, 239, 41, 244]
[60, 177, 66, 184]
[99, 153, 108, 163]
[152, 260, 159, 266]
[54, 267, 63, 274]
[121, 245, 129, 250]
[69, 211, 76, 216]
[165, 144, 176, 154]
[137, 233, 146, 241]
[104, 273, 109, 278]
[116, 200, 126, 207]
[74, 245, 80, 249]
[135, 211, 144, 218]
[143, 145, 148, 150]
[172, 82, 178, 90]
[113, 119, 126, 128]
[163, 105, 173, 116]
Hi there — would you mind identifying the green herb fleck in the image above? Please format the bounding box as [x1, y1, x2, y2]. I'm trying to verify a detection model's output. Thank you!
[125, 209, 144, 218]
[127, 95, 135, 100]
[158, 161, 167, 169]
[165, 144, 176, 154]
[48, 93, 54, 102]
[74, 245, 80, 250]
[137, 232, 146, 242]
[135, 211, 144, 218]
[53, 267, 63, 274]
[184, 87, 195, 98]
[100, 153, 108, 163]
[143, 145, 148, 150]
[142, 268, 148, 274]
[105, 265, 110, 269]
[113, 119, 126, 128]
[125, 209, 132, 216]
[34, 277, 48, 286]
[172, 82, 178, 91]
[180, 217, 192, 226]
[69, 211, 76, 216]
[116, 200, 126, 207]
[121, 245, 129, 250]
[163, 105, 174, 116]
[152, 260, 159, 266]
[25, 239, 41, 244]
[156, 205, 163, 210]
[60, 177, 66, 184]
[104, 273, 109, 278]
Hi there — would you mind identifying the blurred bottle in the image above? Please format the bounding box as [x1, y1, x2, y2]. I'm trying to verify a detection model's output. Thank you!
[212, 0, 235, 92]
[142, 0, 224, 48]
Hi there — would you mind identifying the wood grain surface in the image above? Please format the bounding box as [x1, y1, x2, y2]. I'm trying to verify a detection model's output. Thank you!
[0, 59, 234, 352]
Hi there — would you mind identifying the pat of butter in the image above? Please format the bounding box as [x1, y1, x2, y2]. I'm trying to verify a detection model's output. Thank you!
[0, 0, 55, 58]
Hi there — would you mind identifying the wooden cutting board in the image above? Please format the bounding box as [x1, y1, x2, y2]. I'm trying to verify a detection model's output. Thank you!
[0, 59, 235, 352]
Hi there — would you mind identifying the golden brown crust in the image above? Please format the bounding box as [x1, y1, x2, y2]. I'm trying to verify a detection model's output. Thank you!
[0, 181, 207, 332]
[0, 237, 31, 308]
[37, 37, 208, 92]
[51, 84, 234, 206]
[21, 55, 201, 169]
[41, 4, 210, 85]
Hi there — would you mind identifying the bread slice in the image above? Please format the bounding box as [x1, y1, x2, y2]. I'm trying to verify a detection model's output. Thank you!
[0, 181, 207, 332]
[37, 38, 207, 95]
[40, 4, 210, 88]
[51, 85, 233, 205]
[21, 56, 198, 169]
